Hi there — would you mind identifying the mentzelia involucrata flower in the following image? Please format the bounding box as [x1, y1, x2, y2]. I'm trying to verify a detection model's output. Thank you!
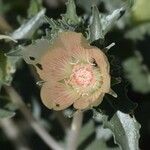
[21, 32, 112, 110]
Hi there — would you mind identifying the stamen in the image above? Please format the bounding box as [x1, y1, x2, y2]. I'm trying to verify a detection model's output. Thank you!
[64, 79, 69, 85]
[81, 93, 89, 97]
[87, 58, 95, 66]
[69, 58, 79, 65]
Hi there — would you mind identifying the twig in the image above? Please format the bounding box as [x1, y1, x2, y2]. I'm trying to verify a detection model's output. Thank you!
[4, 85, 63, 150]
[66, 111, 83, 150]
[0, 119, 31, 150]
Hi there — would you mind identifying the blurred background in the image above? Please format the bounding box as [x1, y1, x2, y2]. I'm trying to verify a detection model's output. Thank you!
[0, 0, 150, 150]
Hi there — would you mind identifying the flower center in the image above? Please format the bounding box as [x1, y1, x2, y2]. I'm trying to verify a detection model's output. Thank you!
[69, 64, 95, 88]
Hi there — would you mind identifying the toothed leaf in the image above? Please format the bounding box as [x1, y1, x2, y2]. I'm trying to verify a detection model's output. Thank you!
[11, 9, 46, 40]
[94, 111, 140, 150]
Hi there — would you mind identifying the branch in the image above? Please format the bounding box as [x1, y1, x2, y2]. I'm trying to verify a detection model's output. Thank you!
[66, 111, 83, 150]
[0, 119, 31, 150]
[4, 85, 63, 150]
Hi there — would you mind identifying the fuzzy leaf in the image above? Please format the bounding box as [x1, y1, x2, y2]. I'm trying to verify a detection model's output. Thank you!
[86, 139, 119, 150]
[20, 38, 50, 66]
[94, 111, 140, 150]
[102, 7, 126, 35]
[0, 109, 15, 119]
[11, 9, 46, 40]
[89, 5, 126, 43]
[0, 52, 16, 85]
[78, 120, 115, 150]
[62, 0, 80, 25]
[89, 5, 104, 42]
[0, 97, 17, 119]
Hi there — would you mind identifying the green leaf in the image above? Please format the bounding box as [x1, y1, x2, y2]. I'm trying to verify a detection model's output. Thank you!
[102, 7, 126, 35]
[0, 109, 15, 119]
[86, 139, 115, 150]
[62, 0, 80, 25]
[0, 51, 16, 85]
[44, 2, 81, 42]
[94, 111, 140, 150]
[89, 5, 126, 43]
[11, 9, 46, 40]
[0, 96, 17, 119]
[78, 120, 113, 150]
[89, 5, 104, 42]
[123, 52, 150, 93]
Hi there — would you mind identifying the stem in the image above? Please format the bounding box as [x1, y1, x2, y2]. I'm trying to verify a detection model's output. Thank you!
[0, 119, 31, 150]
[4, 86, 63, 150]
[66, 111, 83, 150]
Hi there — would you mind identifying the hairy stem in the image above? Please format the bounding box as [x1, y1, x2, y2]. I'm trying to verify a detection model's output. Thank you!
[4, 85, 63, 150]
[66, 111, 83, 150]
[0, 119, 31, 150]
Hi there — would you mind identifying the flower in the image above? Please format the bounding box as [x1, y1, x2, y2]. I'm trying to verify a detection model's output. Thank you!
[22, 32, 111, 110]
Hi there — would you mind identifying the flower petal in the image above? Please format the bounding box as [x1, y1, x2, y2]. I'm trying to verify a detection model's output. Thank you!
[36, 32, 92, 81]
[73, 90, 103, 110]
[37, 47, 72, 81]
[54, 32, 90, 51]
[41, 82, 80, 110]
[90, 48, 111, 93]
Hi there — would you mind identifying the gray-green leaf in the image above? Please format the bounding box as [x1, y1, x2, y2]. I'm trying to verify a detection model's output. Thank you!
[0, 109, 15, 119]
[95, 111, 140, 150]
[11, 9, 46, 40]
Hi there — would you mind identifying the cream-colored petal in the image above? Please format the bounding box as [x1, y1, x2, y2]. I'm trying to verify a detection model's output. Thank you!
[37, 47, 72, 81]
[92, 93, 105, 107]
[73, 98, 90, 110]
[73, 90, 103, 110]
[41, 82, 79, 111]
[56, 32, 90, 51]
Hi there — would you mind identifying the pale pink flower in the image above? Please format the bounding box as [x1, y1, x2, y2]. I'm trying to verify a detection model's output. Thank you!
[22, 32, 111, 110]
